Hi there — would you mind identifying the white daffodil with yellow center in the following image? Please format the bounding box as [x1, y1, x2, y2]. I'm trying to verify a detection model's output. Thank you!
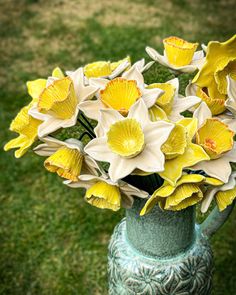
[192, 102, 236, 183]
[158, 117, 210, 186]
[141, 174, 223, 214]
[84, 99, 174, 182]
[147, 78, 201, 122]
[186, 82, 226, 115]
[201, 171, 236, 213]
[64, 173, 148, 211]
[29, 68, 98, 137]
[146, 36, 205, 73]
[34, 137, 100, 181]
[79, 63, 162, 120]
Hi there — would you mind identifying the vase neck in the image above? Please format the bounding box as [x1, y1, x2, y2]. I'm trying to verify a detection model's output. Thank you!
[125, 198, 196, 258]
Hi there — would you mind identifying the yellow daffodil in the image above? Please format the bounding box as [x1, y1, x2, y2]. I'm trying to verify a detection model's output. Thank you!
[146, 36, 205, 73]
[29, 68, 98, 137]
[192, 102, 236, 183]
[159, 117, 210, 186]
[79, 62, 162, 120]
[186, 82, 226, 115]
[83, 56, 131, 79]
[201, 172, 236, 213]
[64, 173, 148, 211]
[84, 99, 174, 182]
[141, 174, 223, 215]
[147, 78, 201, 122]
[4, 103, 42, 158]
[34, 136, 100, 181]
[193, 34, 236, 99]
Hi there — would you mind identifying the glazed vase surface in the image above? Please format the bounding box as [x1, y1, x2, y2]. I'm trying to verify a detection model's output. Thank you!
[108, 198, 234, 295]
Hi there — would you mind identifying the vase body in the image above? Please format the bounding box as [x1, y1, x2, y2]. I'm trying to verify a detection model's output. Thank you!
[108, 198, 213, 295]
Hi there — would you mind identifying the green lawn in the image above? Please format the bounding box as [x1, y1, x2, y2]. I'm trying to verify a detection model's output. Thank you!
[0, 0, 236, 294]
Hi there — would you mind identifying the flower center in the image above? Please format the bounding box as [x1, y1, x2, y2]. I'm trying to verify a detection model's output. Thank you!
[100, 78, 142, 115]
[38, 77, 77, 120]
[196, 118, 234, 159]
[107, 118, 145, 158]
[163, 36, 198, 67]
[85, 181, 121, 211]
[44, 146, 84, 181]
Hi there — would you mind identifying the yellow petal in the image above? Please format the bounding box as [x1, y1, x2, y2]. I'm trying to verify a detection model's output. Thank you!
[149, 105, 168, 121]
[159, 143, 210, 186]
[216, 187, 236, 211]
[86, 181, 121, 211]
[147, 82, 175, 114]
[84, 61, 112, 78]
[27, 79, 47, 100]
[196, 87, 226, 115]
[4, 103, 42, 158]
[4, 134, 34, 158]
[161, 123, 187, 159]
[196, 118, 234, 159]
[204, 177, 224, 186]
[44, 146, 84, 181]
[107, 118, 144, 158]
[100, 78, 141, 115]
[193, 34, 236, 98]
[164, 183, 203, 211]
[178, 117, 198, 141]
[52, 67, 65, 79]
[38, 77, 77, 119]
[163, 36, 198, 67]
[110, 56, 131, 71]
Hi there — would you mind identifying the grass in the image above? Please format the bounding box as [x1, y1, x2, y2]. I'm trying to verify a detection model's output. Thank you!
[0, 0, 236, 294]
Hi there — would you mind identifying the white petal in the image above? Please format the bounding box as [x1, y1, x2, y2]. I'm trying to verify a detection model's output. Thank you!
[79, 99, 105, 120]
[144, 121, 174, 146]
[89, 77, 109, 90]
[135, 145, 165, 172]
[193, 101, 212, 127]
[109, 60, 130, 79]
[222, 118, 236, 133]
[128, 98, 150, 126]
[98, 108, 124, 134]
[120, 182, 148, 199]
[108, 156, 136, 182]
[142, 87, 164, 108]
[84, 137, 114, 162]
[69, 68, 98, 102]
[34, 136, 63, 156]
[201, 44, 207, 53]
[185, 81, 197, 97]
[201, 187, 219, 213]
[168, 77, 179, 95]
[37, 118, 64, 138]
[192, 147, 236, 183]
[63, 179, 93, 189]
[29, 105, 50, 121]
[122, 64, 144, 86]
[192, 50, 204, 61]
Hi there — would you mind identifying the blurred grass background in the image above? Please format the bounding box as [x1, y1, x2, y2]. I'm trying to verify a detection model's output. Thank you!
[0, 0, 236, 294]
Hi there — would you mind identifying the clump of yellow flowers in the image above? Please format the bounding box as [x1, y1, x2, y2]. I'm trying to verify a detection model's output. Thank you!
[4, 35, 236, 214]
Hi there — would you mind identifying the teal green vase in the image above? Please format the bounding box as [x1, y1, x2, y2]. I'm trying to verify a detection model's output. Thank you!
[108, 198, 235, 295]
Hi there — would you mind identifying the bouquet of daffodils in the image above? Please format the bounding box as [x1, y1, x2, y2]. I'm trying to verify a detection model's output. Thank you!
[5, 35, 236, 215]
